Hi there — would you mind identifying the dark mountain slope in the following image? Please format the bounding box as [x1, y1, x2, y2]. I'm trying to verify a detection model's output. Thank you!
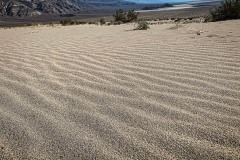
[0, 0, 88, 17]
[0, 0, 133, 17]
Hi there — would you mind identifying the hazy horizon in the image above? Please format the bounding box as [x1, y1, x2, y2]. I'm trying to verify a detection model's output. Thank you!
[126, 0, 218, 3]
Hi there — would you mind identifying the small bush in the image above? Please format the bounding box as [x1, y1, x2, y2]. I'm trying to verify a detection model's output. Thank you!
[113, 9, 139, 23]
[204, 14, 213, 22]
[70, 21, 75, 25]
[136, 21, 150, 30]
[60, 19, 74, 25]
[207, 0, 240, 22]
[113, 9, 126, 22]
[108, 21, 122, 25]
[170, 23, 182, 30]
[174, 18, 182, 22]
[60, 19, 87, 26]
[88, 21, 98, 25]
[114, 21, 123, 25]
[77, 21, 87, 25]
[60, 19, 73, 25]
[100, 17, 106, 25]
[127, 10, 139, 22]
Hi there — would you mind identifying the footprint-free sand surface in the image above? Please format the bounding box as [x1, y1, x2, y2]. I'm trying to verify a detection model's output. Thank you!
[0, 20, 240, 160]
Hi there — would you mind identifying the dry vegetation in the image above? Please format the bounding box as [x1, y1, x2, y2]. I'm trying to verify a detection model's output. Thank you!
[205, 0, 240, 22]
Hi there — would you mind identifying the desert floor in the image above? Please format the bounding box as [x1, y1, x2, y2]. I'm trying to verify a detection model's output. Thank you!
[0, 20, 240, 159]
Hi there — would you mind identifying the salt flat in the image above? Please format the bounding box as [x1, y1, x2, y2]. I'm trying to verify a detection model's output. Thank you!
[0, 20, 240, 159]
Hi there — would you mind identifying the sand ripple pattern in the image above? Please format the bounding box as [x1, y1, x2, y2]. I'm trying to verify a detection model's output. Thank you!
[0, 21, 240, 160]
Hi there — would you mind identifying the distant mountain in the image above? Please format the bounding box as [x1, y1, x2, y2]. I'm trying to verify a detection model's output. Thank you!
[0, 0, 89, 17]
[0, 0, 133, 17]
[141, 3, 173, 10]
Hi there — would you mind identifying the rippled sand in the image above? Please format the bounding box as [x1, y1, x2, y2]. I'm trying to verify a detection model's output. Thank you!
[0, 20, 240, 159]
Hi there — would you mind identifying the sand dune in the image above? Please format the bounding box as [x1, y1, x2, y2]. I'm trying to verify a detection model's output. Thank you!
[0, 20, 240, 159]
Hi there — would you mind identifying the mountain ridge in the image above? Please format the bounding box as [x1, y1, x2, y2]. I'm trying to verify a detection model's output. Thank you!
[0, 0, 132, 17]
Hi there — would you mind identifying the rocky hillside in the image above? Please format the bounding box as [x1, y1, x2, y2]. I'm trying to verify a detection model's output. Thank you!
[0, 0, 133, 17]
[0, 0, 89, 17]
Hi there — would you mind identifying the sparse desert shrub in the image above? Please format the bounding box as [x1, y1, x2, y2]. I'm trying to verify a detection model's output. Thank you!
[70, 21, 76, 25]
[135, 21, 150, 30]
[60, 19, 87, 26]
[113, 9, 140, 23]
[60, 19, 75, 25]
[107, 21, 122, 25]
[49, 22, 54, 26]
[88, 21, 98, 25]
[113, 9, 126, 22]
[100, 17, 106, 25]
[60, 19, 70, 25]
[113, 21, 123, 25]
[170, 23, 182, 30]
[174, 18, 182, 22]
[204, 14, 213, 22]
[206, 0, 240, 22]
[127, 10, 139, 22]
[77, 21, 87, 25]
